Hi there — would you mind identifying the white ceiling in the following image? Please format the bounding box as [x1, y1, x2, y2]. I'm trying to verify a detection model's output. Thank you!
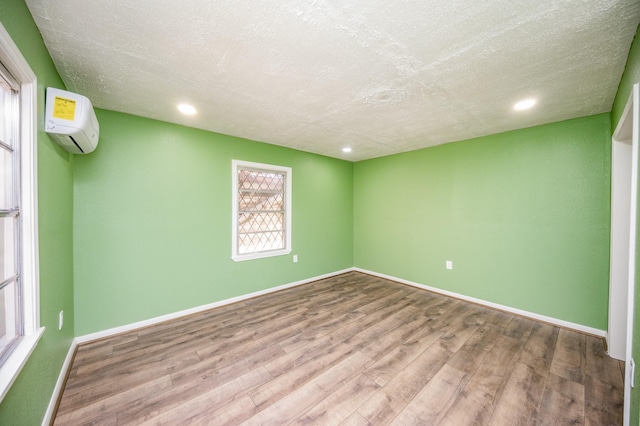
[26, 0, 640, 161]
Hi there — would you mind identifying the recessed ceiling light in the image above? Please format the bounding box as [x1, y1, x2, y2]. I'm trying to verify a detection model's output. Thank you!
[513, 98, 536, 111]
[342, 147, 352, 153]
[177, 103, 197, 115]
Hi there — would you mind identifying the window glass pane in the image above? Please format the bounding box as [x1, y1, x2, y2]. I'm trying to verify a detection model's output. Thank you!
[0, 147, 12, 209]
[238, 212, 284, 233]
[0, 87, 7, 145]
[0, 281, 18, 356]
[238, 170, 284, 192]
[0, 80, 15, 149]
[238, 230, 284, 254]
[238, 191, 284, 212]
[0, 217, 15, 281]
[237, 167, 286, 255]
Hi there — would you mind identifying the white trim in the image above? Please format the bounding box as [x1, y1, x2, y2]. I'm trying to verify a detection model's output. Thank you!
[233, 248, 292, 262]
[627, 85, 639, 426]
[231, 159, 292, 262]
[41, 338, 77, 426]
[624, 84, 639, 426]
[354, 268, 607, 337]
[76, 268, 353, 344]
[609, 130, 633, 360]
[0, 26, 36, 83]
[19, 51, 40, 336]
[0, 23, 41, 403]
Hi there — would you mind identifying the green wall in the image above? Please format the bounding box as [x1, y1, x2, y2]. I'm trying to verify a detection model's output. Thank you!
[73, 110, 354, 335]
[354, 114, 611, 329]
[0, 1, 76, 425]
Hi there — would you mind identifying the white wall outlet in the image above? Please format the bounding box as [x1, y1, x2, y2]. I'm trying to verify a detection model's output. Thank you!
[293, 254, 298, 263]
[58, 310, 64, 331]
[446, 260, 453, 270]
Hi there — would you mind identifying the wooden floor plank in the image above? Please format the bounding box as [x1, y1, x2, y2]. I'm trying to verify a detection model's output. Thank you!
[131, 367, 272, 425]
[249, 340, 367, 410]
[585, 335, 624, 390]
[53, 271, 624, 425]
[535, 373, 585, 425]
[192, 394, 259, 426]
[486, 362, 547, 425]
[54, 376, 173, 426]
[519, 321, 559, 373]
[503, 315, 535, 342]
[358, 313, 431, 361]
[339, 411, 373, 426]
[356, 344, 452, 424]
[263, 314, 373, 378]
[584, 374, 624, 426]
[168, 340, 284, 389]
[483, 309, 516, 329]
[438, 335, 525, 425]
[194, 306, 310, 360]
[277, 309, 366, 354]
[389, 364, 468, 425]
[551, 328, 586, 384]
[244, 351, 372, 425]
[63, 337, 205, 397]
[292, 374, 381, 425]
[445, 323, 501, 375]
[363, 325, 444, 387]
[57, 351, 200, 415]
[437, 307, 491, 353]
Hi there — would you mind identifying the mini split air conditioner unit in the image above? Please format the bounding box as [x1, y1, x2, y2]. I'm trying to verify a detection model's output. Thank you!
[45, 87, 99, 154]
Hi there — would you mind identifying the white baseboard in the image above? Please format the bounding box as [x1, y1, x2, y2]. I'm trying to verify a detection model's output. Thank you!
[41, 337, 78, 426]
[76, 265, 606, 343]
[354, 267, 607, 338]
[76, 268, 355, 344]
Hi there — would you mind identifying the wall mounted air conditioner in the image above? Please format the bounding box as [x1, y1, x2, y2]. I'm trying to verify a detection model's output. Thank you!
[45, 87, 99, 154]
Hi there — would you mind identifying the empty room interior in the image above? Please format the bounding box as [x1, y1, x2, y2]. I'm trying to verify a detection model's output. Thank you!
[3, 0, 640, 424]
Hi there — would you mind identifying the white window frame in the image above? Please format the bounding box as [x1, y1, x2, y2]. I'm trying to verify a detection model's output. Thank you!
[232, 160, 292, 262]
[0, 23, 43, 403]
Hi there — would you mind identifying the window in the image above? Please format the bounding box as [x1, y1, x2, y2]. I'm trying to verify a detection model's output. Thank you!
[0, 24, 41, 402]
[0, 59, 20, 360]
[232, 160, 292, 261]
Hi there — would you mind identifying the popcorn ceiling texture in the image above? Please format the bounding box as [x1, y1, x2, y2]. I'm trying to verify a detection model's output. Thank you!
[25, 0, 640, 161]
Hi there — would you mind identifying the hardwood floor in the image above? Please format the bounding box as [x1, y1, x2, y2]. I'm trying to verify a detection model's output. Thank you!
[53, 272, 624, 425]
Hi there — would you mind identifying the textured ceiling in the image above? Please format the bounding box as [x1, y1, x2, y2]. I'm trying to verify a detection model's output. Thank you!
[25, 0, 640, 161]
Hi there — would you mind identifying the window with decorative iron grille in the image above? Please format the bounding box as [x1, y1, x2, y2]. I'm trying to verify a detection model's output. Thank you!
[232, 160, 292, 261]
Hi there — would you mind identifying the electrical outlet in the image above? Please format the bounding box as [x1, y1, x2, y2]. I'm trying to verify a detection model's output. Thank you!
[446, 260, 453, 270]
[293, 254, 298, 263]
[58, 310, 64, 331]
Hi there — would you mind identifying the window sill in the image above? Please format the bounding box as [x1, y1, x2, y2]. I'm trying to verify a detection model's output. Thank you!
[0, 326, 45, 402]
[232, 248, 292, 262]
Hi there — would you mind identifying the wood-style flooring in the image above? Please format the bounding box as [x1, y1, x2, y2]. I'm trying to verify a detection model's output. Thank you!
[53, 272, 624, 425]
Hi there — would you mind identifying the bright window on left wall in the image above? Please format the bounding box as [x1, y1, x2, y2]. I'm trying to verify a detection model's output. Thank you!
[0, 24, 42, 402]
[0, 54, 22, 362]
